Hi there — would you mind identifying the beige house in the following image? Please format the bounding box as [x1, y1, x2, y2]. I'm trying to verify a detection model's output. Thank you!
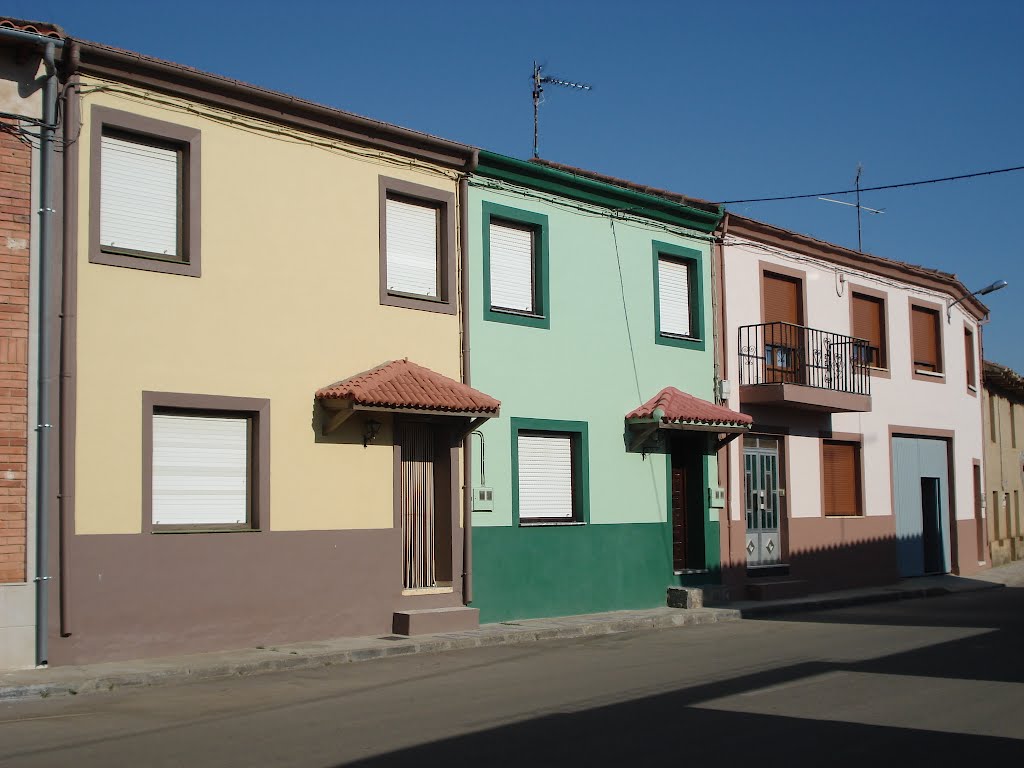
[983, 360, 1024, 565]
[4, 24, 500, 668]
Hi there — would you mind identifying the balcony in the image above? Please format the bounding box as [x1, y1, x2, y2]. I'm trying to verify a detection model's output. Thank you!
[737, 322, 872, 413]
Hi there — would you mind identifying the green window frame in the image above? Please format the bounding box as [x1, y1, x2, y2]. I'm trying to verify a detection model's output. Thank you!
[482, 202, 550, 329]
[652, 240, 705, 351]
[510, 417, 589, 525]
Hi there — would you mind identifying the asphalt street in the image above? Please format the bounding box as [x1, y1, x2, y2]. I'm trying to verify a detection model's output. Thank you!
[1, 586, 1022, 767]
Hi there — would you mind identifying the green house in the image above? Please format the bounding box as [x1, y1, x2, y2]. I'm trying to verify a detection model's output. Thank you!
[467, 153, 750, 623]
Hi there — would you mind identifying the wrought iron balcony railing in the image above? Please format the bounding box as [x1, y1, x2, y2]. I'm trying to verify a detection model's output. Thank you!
[738, 322, 872, 397]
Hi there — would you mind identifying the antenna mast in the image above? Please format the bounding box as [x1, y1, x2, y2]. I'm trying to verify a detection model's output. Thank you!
[532, 61, 592, 159]
[818, 163, 884, 252]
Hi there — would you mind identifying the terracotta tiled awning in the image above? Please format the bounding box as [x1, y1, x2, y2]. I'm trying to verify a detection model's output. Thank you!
[626, 387, 752, 432]
[317, 359, 500, 416]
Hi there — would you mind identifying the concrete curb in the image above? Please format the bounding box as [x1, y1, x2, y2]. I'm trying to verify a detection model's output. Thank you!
[0, 607, 740, 702]
[0, 577, 1006, 703]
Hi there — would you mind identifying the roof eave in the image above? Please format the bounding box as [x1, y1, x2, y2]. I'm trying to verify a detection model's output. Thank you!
[724, 214, 989, 321]
[477, 151, 723, 233]
[69, 39, 478, 172]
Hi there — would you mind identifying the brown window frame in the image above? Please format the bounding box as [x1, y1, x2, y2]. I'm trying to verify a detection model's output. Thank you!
[908, 299, 944, 382]
[848, 285, 889, 376]
[89, 106, 202, 277]
[820, 436, 864, 517]
[142, 392, 270, 533]
[964, 323, 977, 395]
[378, 176, 457, 315]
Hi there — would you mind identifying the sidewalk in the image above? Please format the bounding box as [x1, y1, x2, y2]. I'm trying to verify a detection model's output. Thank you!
[2, 562, 1019, 702]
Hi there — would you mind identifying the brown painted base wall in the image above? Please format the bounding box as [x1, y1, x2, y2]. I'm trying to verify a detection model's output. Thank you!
[50, 529, 465, 666]
[720, 514, 901, 597]
[786, 516, 900, 592]
[953, 518, 987, 577]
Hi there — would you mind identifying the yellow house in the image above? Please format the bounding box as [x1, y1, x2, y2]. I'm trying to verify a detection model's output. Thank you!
[983, 361, 1024, 565]
[48, 36, 495, 665]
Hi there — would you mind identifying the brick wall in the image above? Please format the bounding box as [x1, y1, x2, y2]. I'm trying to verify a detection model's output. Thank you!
[0, 122, 30, 584]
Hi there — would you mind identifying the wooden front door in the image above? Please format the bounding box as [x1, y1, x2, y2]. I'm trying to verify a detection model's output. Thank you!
[671, 456, 688, 572]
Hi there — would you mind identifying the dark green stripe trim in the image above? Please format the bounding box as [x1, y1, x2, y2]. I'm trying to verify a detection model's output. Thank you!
[476, 151, 724, 233]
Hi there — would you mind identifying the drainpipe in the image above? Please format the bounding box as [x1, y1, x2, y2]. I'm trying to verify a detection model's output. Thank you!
[0, 26, 66, 666]
[716, 214, 734, 579]
[459, 150, 479, 605]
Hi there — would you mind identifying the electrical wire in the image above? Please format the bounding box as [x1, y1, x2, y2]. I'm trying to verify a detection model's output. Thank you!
[78, 79, 464, 183]
[716, 164, 1024, 205]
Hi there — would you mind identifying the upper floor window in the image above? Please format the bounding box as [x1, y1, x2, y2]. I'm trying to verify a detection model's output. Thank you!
[654, 241, 704, 351]
[851, 291, 887, 369]
[379, 177, 456, 315]
[89, 106, 201, 277]
[910, 303, 943, 378]
[482, 202, 549, 329]
[964, 326, 977, 392]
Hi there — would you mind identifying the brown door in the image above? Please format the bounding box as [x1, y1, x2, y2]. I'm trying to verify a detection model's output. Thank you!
[671, 448, 688, 571]
[762, 272, 804, 383]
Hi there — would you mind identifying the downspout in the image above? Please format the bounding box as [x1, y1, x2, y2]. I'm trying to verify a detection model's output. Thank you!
[459, 149, 479, 605]
[716, 213, 734, 579]
[59, 42, 81, 638]
[0, 27, 67, 666]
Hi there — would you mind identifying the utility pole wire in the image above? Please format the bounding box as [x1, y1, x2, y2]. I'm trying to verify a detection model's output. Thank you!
[715, 164, 1024, 205]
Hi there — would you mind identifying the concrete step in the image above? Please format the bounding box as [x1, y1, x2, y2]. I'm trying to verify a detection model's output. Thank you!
[746, 579, 810, 601]
[392, 607, 479, 636]
[667, 584, 731, 609]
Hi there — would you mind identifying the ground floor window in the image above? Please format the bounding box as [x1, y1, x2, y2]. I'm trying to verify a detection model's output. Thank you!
[142, 392, 270, 533]
[821, 440, 863, 517]
[511, 418, 589, 525]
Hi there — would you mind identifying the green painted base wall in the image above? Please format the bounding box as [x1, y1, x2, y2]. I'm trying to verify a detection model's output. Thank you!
[472, 521, 721, 624]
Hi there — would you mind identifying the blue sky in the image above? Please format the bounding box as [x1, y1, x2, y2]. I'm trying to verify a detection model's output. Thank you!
[13, 0, 1024, 370]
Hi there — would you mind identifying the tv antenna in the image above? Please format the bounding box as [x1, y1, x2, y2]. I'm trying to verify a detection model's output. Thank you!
[532, 61, 592, 159]
[818, 163, 884, 252]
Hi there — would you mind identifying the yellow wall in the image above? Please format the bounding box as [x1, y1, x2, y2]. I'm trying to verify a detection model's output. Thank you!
[984, 388, 1024, 560]
[74, 82, 463, 534]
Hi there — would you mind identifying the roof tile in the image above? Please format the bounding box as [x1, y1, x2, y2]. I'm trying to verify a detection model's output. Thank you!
[627, 387, 752, 427]
[316, 359, 500, 415]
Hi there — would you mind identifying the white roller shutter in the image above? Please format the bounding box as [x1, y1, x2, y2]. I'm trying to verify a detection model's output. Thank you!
[658, 257, 692, 337]
[518, 433, 574, 520]
[489, 221, 534, 312]
[386, 197, 439, 297]
[100, 134, 180, 256]
[152, 414, 249, 526]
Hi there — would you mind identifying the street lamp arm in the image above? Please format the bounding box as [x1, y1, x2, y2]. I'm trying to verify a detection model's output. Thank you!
[947, 280, 1008, 320]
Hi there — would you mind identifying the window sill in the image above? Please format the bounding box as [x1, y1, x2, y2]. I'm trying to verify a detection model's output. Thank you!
[518, 520, 586, 527]
[914, 369, 945, 379]
[484, 308, 550, 329]
[152, 526, 261, 534]
[968, 384, 978, 392]
[91, 248, 200, 277]
[660, 333, 701, 343]
[674, 568, 709, 575]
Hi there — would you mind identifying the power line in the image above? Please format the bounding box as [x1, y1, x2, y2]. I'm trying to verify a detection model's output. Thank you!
[716, 164, 1024, 205]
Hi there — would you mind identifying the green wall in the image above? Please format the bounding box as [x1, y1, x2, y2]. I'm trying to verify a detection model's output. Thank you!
[469, 161, 721, 622]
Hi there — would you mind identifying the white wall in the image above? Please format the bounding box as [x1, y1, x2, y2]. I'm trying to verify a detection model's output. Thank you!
[723, 237, 985, 530]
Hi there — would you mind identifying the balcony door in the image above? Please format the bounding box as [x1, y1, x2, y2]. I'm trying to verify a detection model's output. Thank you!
[762, 271, 805, 384]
